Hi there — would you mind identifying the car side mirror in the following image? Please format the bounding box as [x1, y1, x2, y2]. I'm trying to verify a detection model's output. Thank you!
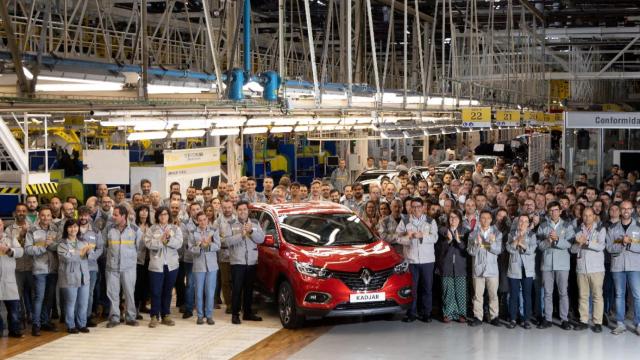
[263, 234, 276, 247]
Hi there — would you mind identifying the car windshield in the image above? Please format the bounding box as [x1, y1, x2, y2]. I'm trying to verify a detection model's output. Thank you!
[477, 158, 496, 169]
[279, 213, 376, 247]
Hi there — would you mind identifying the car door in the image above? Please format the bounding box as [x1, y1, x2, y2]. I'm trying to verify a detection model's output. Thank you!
[256, 211, 281, 294]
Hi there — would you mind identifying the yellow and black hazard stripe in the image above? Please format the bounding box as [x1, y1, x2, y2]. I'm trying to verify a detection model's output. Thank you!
[26, 183, 59, 195]
[0, 187, 20, 194]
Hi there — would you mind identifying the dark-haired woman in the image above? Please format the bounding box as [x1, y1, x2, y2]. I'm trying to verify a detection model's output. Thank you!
[58, 220, 94, 334]
[144, 207, 183, 328]
[134, 205, 152, 319]
[436, 210, 469, 323]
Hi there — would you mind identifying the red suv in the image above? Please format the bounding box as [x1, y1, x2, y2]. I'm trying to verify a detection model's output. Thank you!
[250, 202, 412, 328]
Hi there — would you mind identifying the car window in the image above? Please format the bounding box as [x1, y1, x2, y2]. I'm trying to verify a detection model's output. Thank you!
[279, 213, 376, 247]
[259, 213, 279, 243]
[477, 158, 495, 169]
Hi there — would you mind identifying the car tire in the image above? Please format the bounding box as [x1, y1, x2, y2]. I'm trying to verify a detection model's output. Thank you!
[278, 281, 304, 329]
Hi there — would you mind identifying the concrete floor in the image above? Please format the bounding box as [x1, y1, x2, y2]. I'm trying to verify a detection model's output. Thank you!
[291, 320, 640, 360]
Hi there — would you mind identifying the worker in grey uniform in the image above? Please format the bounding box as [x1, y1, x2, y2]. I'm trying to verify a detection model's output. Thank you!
[0, 218, 25, 337]
[25, 206, 60, 336]
[224, 201, 264, 325]
[215, 199, 236, 314]
[103, 205, 144, 328]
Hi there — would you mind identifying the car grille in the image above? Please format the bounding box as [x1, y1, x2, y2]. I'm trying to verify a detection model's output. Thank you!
[335, 300, 398, 311]
[331, 268, 394, 291]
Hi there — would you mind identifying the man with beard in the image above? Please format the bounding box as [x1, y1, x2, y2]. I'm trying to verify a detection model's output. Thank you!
[340, 185, 355, 208]
[240, 177, 266, 203]
[309, 180, 323, 202]
[49, 197, 63, 223]
[140, 179, 152, 196]
[6, 203, 32, 326]
[96, 184, 109, 204]
[25, 195, 39, 224]
[94, 196, 114, 232]
[77, 206, 103, 327]
[186, 186, 198, 206]
[261, 177, 274, 201]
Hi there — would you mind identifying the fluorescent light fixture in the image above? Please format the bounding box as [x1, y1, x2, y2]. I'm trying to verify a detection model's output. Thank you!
[171, 130, 205, 139]
[175, 120, 215, 129]
[242, 127, 269, 135]
[127, 131, 168, 141]
[23, 67, 34, 80]
[294, 125, 315, 132]
[210, 128, 240, 136]
[246, 118, 275, 126]
[36, 82, 124, 92]
[134, 121, 168, 131]
[212, 117, 246, 127]
[147, 84, 211, 94]
[270, 126, 293, 133]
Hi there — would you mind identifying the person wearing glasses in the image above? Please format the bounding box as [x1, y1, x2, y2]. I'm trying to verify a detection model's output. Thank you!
[145, 206, 183, 328]
[571, 207, 606, 333]
[396, 197, 438, 323]
[536, 201, 575, 330]
[506, 215, 538, 329]
[606, 200, 640, 335]
[467, 210, 503, 327]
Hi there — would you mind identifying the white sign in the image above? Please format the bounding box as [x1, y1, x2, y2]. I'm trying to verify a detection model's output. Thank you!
[83, 150, 130, 184]
[164, 147, 221, 192]
[565, 112, 640, 129]
[349, 292, 386, 303]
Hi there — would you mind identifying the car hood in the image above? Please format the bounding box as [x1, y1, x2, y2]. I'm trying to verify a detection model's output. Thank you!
[287, 240, 403, 272]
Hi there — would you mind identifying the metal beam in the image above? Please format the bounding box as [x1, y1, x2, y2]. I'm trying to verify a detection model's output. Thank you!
[517, 0, 543, 22]
[376, 0, 433, 23]
[597, 35, 640, 76]
[0, 1, 31, 96]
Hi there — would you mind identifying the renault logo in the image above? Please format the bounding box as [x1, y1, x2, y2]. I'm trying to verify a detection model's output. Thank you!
[360, 269, 372, 286]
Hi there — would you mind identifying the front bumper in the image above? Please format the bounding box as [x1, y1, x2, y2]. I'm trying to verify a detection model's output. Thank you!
[292, 272, 413, 318]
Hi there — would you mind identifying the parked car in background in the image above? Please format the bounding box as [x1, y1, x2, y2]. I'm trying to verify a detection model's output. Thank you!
[354, 168, 424, 192]
[251, 202, 413, 328]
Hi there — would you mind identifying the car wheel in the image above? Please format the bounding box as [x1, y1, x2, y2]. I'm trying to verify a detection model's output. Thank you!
[278, 281, 304, 329]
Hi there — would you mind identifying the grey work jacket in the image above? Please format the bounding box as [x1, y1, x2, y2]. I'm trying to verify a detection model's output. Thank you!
[25, 222, 60, 275]
[189, 225, 221, 273]
[571, 223, 606, 274]
[5, 223, 31, 272]
[224, 218, 264, 266]
[467, 225, 503, 278]
[395, 215, 438, 264]
[537, 218, 575, 272]
[145, 224, 183, 272]
[79, 225, 104, 272]
[216, 214, 236, 263]
[506, 229, 538, 279]
[57, 238, 91, 288]
[606, 219, 640, 272]
[0, 233, 24, 300]
[103, 222, 144, 272]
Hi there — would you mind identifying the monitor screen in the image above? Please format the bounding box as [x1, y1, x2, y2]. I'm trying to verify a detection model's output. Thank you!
[326, 156, 339, 167]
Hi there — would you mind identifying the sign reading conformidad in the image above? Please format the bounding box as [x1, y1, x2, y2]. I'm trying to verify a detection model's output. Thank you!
[565, 112, 640, 129]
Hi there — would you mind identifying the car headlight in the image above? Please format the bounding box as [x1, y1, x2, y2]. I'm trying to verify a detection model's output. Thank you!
[294, 261, 330, 279]
[394, 260, 409, 274]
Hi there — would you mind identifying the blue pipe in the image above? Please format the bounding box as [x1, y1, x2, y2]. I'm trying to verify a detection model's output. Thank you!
[244, 0, 251, 74]
[0, 52, 226, 82]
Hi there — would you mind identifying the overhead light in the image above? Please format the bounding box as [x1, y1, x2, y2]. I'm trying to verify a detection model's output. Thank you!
[243, 81, 264, 93]
[147, 84, 211, 94]
[242, 127, 269, 135]
[212, 116, 246, 127]
[127, 131, 168, 141]
[294, 125, 315, 132]
[134, 121, 168, 131]
[210, 128, 240, 136]
[270, 126, 293, 133]
[171, 129, 205, 139]
[246, 118, 274, 126]
[175, 120, 214, 129]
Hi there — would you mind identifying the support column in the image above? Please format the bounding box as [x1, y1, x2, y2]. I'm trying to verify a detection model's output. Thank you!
[226, 135, 242, 188]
